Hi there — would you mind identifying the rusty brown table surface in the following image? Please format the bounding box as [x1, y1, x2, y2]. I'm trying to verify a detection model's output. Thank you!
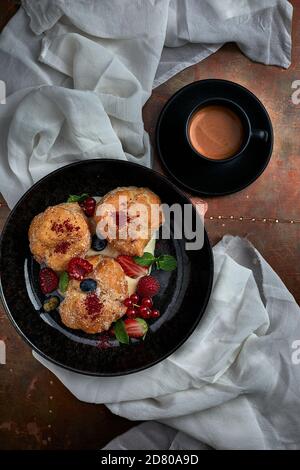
[0, 1, 299, 450]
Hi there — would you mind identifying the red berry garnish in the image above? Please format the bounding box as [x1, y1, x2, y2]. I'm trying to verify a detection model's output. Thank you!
[138, 305, 151, 319]
[67, 257, 93, 281]
[126, 307, 137, 318]
[84, 292, 103, 317]
[151, 309, 160, 318]
[81, 197, 96, 217]
[39, 267, 59, 294]
[117, 255, 148, 279]
[124, 298, 133, 307]
[124, 318, 148, 338]
[141, 297, 153, 308]
[137, 275, 160, 298]
[130, 293, 139, 304]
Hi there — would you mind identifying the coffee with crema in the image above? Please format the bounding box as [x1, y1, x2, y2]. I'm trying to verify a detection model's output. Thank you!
[188, 105, 245, 160]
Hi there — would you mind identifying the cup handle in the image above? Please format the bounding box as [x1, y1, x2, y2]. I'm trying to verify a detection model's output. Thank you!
[251, 129, 269, 143]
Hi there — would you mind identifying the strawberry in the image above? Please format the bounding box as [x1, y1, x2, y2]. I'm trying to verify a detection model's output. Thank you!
[137, 275, 160, 297]
[124, 318, 148, 338]
[39, 267, 59, 294]
[116, 255, 148, 279]
[67, 257, 93, 281]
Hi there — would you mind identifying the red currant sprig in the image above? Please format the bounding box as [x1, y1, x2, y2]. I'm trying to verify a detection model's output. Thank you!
[123, 294, 160, 319]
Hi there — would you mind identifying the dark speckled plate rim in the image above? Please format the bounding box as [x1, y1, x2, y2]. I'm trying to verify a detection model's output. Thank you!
[156, 79, 274, 197]
[0, 159, 214, 377]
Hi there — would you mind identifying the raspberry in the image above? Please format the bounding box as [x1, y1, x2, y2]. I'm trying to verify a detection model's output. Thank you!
[39, 267, 59, 294]
[67, 257, 93, 281]
[137, 275, 160, 298]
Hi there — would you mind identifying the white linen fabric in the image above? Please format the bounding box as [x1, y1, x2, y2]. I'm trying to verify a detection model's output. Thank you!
[35, 236, 300, 450]
[0, 0, 293, 208]
[103, 422, 212, 450]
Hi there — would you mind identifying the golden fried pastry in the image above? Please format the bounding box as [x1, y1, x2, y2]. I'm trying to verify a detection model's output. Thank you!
[29, 203, 91, 272]
[94, 187, 163, 257]
[59, 255, 128, 333]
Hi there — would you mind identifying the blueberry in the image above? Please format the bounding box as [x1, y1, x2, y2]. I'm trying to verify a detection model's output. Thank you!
[80, 278, 97, 292]
[92, 234, 107, 251]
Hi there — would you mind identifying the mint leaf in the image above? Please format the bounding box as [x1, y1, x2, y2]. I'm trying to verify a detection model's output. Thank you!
[59, 271, 69, 293]
[134, 252, 177, 272]
[156, 255, 177, 272]
[133, 252, 155, 267]
[67, 193, 89, 203]
[114, 319, 129, 345]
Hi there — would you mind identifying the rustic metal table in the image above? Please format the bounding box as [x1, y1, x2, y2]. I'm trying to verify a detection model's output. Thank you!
[0, 0, 299, 449]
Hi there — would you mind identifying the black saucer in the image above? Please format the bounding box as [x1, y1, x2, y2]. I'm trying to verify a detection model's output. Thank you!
[156, 79, 273, 196]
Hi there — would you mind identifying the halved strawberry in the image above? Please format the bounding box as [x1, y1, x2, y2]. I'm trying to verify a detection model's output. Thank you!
[124, 318, 148, 338]
[39, 267, 59, 294]
[116, 255, 148, 279]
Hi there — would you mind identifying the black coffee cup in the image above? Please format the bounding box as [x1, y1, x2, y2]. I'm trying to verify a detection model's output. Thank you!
[186, 97, 269, 163]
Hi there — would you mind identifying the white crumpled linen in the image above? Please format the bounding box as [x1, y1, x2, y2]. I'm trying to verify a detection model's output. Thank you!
[0, 0, 293, 208]
[103, 422, 212, 451]
[35, 236, 300, 450]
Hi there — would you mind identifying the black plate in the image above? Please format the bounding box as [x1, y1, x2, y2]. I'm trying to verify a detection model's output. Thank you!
[0, 160, 213, 376]
[156, 79, 274, 196]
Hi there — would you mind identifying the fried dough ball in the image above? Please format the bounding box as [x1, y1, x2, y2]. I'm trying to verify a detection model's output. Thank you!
[94, 187, 163, 257]
[59, 255, 128, 333]
[29, 203, 91, 272]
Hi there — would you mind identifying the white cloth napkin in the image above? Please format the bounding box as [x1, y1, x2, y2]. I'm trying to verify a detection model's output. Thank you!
[104, 422, 212, 451]
[0, 0, 293, 208]
[35, 236, 300, 450]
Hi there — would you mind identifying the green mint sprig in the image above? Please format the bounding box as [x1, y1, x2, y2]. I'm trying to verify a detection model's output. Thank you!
[114, 319, 129, 345]
[67, 193, 89, 203]
[59, 271, 69, 293]
[134, 252, 177, 272]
